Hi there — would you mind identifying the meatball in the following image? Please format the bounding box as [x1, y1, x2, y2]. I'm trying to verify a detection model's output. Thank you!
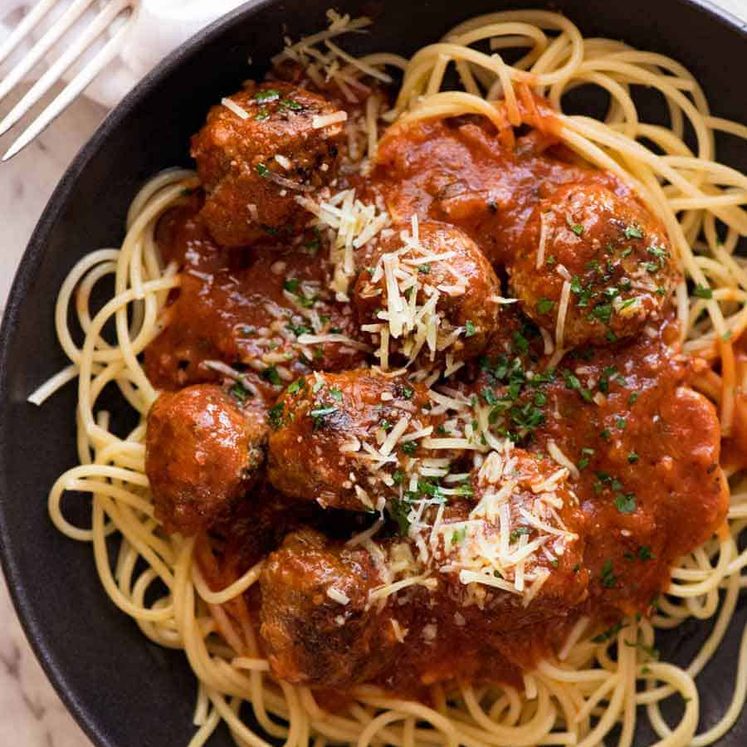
[259, 529, 396, 686]
[192, 82, 345, 247]
[509, 182, 676, 348]
[145, 384, 268, 534]
[267, 370, 439, 511]
[353, 221, 501, 367]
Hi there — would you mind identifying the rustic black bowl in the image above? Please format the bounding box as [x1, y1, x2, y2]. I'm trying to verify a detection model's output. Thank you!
[1, 0, 746, 745]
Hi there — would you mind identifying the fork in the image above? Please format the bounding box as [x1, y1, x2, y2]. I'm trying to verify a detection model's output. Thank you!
[0, 0, 136, 161]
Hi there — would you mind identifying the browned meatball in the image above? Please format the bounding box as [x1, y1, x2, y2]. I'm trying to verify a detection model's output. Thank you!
[145, 384, 268, 534]
[353, 221, 501, 367]
[259, 529, 396, 686]
[192, 82, 345, 247]
[267, 370, 440, 511]
[509, 181, 676, 348]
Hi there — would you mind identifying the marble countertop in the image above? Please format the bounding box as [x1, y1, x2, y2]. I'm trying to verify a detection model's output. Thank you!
[1, 2, 746, 745]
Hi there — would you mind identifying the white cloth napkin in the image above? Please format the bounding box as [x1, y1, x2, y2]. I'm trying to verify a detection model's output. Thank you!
[0, 0, 246, 108]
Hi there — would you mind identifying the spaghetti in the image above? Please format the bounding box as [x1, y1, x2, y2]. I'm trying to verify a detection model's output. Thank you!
[33, 9, 747, 747]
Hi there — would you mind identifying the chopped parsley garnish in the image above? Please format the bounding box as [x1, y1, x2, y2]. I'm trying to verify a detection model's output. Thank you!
[512, 330, 529, 354]
[693, 285, 713, 299]
[286, 321, 311, 337]
[229, 382, 250, 403]
[388, 499, 412, 535]
[624, 225, 644, 240]
[451, 527, 467, 545]
[628, 392, 639, 405]
[329, 386, 343, 402]
[418, 263, 431, 274]
[380, 419, 393, 432]
[536, 298, 555, 314]
[623, 639, 659, 660]
[647, 244, 668, 260]
[268, 402, 284, 429]
[287, 378, 305, 395]
[253, 88, 280, 102]
[254, 109, 270, 121]
[590, 303, 613, 324]
[567, 216, 585, 236]
[401, 441, 417, 456]
[309, 405, 337, 429]
[563, 371, 593, 402]
[279, 98, 303, 111]
[615, 493, 637, 514]
[600, 559, 617, 588]
[401, 386, 414, 400]
[639, 545, 654, 560]
[592, 621, 624, 643]
[465, 320, 477, 338]
[509, 526, 531, 543]
[392, 470, 405, 485]
[283, 278, 300, 293]
[579, 446, 595, 470]
[627, 451, 639, 464]
[255, 162, 270, 178]
[261, 366, 282, 386]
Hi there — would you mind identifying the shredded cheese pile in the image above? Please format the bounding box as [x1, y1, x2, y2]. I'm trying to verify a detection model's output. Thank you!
[360, 217, 470, 374]
[364, 389, 579, 608]
[297, 189, 391, 300]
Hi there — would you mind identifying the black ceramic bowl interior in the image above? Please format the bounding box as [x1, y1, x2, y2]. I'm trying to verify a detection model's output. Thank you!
[1, 1, 746, 745]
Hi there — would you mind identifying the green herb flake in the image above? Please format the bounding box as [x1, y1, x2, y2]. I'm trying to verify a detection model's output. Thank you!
[388, 499, 412, 535]
[280, 98, 303, 111]
[600, 559, 617, 588]
[261, 366, 282, 386]
[255, 162, 270, 178]
[309, 405, 337, 429]
[509, 526, 531, 543]
[451, 527, 467, 545]
[567, 215, 585, 236]
[268, 402, 284, 429]
[465, 320, 477, 338]
[536, 298, 555, 314]
[615, 493, 637, 514]
[229, 382, 250, 403]
[624, 225, 644, 240]
[253, 88, 280, 103]
[287, 378, 305, 395]
[592, 621, 624, 643]
[639, 546, 654, 560]
[693, 285, 713, 299]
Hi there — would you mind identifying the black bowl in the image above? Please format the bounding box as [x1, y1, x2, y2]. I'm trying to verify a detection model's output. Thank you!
[1, 1, 746, 745]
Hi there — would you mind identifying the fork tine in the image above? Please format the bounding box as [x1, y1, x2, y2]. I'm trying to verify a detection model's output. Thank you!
[0, 0, 97, 104]
[2, 6, 132, 162]
[0, 0, 131, 138]
[0, 0, 59, 67]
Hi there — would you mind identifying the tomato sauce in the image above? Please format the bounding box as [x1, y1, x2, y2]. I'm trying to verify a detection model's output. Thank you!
[145, 97, 729, 697]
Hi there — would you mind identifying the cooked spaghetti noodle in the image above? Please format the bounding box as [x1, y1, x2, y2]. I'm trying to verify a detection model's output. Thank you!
[33, 9, 747, 747]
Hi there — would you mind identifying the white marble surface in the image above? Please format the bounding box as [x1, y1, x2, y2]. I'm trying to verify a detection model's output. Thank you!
[1, 2, 746, 745]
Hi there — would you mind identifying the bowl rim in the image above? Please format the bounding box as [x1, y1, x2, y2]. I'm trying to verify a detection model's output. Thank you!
[0, 0, 745, 745]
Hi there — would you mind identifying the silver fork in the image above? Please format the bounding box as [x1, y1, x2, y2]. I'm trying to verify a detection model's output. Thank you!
[0, 0, 136, 161]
